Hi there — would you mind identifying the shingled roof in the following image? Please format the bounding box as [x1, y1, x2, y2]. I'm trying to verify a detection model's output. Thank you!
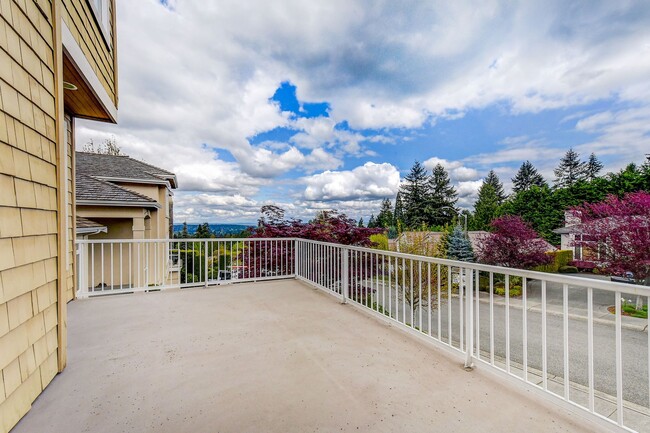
[76, 173, 161, 208]
[76, 152, 178, 188]
[76, 216, 107, 235]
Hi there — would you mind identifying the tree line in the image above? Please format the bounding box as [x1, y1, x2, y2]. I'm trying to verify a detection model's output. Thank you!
[366, 150, 650, 245]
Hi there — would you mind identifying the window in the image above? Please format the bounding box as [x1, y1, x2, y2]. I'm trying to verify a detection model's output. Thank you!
[89, 0, 111, 47]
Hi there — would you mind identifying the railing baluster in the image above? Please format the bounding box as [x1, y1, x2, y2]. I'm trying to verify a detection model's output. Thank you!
[587, 287, 595, 412]
[615, 291, 623, 426]
[522, 277, 527, 381]
[542, 280, 548, 391]
[562, 284, 569, 401]
[505, 274, 510, 373]
[489, 272, 494, 366]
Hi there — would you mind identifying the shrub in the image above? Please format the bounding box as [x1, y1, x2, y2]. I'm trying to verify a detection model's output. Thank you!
[534, 249, 573, 273]
[559, 265, 578, 273]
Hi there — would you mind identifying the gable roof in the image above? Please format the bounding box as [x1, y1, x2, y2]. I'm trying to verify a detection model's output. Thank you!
[76, 152, 178, 188]
[76, 173, 161, 208]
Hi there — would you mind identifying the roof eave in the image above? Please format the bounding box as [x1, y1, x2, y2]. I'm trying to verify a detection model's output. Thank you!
[77, 199, 162, 209]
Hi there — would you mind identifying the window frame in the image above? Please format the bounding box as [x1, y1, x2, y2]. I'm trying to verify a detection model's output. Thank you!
[87, 0, 112, 49]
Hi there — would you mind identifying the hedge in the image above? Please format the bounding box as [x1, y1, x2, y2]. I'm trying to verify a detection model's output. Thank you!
[534, 249, 573, 273]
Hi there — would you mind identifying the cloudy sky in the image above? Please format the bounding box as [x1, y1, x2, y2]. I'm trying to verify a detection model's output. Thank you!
[77, 0, 650, 224]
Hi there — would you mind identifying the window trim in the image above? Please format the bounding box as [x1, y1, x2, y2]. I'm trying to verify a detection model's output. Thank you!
[87, 0, 112, 50]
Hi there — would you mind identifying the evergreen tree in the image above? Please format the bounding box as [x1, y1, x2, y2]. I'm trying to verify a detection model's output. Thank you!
[472, 183, 499, 231]
[427, 164, 458, 226]
[367, 214, 376, 228]
[584, 153, 603, 181]
[394, 192, 404, 226]
[554, 148, 586, 188]
[400, 161, 431, 228]
[512, 160, 547, 193]
[446, 226, 474, 262]
[179, 221, 189, 239]
[376, 198, 394, 228]
[358, 217, 364, 227]
[484, 170, 507, 203]
[195, 223, 213, 238]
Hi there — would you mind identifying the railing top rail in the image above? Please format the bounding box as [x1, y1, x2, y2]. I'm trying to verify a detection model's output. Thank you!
[75, 237, 298, 244]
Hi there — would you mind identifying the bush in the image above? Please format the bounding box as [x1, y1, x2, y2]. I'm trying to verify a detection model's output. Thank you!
[494, 283, 522, 297]
[559, 265, 578, 273]
[370, 233, 389, 251]
[534, 249, 573, 273]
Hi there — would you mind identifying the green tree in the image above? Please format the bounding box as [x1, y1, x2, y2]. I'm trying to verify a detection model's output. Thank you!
[400, 161, 431, 228]
[376, 198, 394, 228]
[446, 226, 474, 262]
[554, 148, 586, 188]
[584, 153, 603, 181]
[358, 217, 364, 228]
[195, 223, 214, 238]
[472, 183, 499, 231]
[367, 214, 376, 228]
[179, 221, 189, 239]
[427, 163, 458, 226]
[497, 184, 562, 244]
[512, 160, 546, 193]
[394, 192, 404, 226]
[484, 170, 507, 203]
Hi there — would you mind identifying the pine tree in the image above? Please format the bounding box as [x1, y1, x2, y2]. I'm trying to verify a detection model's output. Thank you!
[358, 217, 364, 228]
[400, 161, 431, 228]
[180, 221, 189, 239]
[195, 223, 213, 238]
[512, 160, 547, 193]
[484, 170, 507, 203]
[472, 183, 499, 231]
[394, 192, 404, 226]
[446, 226, 474, 262]
[376, 198, 394, 228]
[554, 148, 586, 188]
[427, 164, 458, 226]
[367, 214, 376, 228]
[584, 153, 603, 181]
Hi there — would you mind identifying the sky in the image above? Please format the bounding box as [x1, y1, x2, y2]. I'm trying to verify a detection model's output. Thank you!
[77, 0, 650, 224]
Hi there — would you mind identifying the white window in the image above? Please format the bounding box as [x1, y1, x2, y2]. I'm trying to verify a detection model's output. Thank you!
[89, 0, 111, 47]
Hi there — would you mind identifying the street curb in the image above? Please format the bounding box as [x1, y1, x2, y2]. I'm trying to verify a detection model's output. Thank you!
[477, 297, 648, 332]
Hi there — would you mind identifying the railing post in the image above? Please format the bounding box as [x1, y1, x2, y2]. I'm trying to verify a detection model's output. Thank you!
[294, 239, 299, 278]
[341, 247, 349, 304]
[204, 240, 209, 288]
[464, 266, 474, 369]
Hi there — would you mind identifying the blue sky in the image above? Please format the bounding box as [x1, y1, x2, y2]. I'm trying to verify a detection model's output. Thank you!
[77, 0, 650, 223]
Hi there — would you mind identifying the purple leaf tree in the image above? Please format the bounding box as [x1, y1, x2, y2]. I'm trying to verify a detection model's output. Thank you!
[477, 215, 553, 269]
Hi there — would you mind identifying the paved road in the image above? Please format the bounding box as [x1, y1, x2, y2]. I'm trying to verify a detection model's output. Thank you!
[366, 282, 650, 408]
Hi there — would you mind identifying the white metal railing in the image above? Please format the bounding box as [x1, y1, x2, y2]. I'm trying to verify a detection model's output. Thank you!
[75, 238, 295, 297]
[75, 237, 650, 432]
[293, 239, 650, 433]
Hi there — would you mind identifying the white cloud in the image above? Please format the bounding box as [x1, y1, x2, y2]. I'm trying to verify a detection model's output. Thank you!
[76, 0, 650, 222]
[303, 162, 400, 201]
[423, 157, 480, 181]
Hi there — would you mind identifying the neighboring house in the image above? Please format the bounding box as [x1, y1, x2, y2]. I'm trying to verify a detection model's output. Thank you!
[75, 151, 178, 240]
[74, 152, 177, 293]
[396, 231, 490, 255]
[554, 210, 589, 260]
[0, 0, 119, 430]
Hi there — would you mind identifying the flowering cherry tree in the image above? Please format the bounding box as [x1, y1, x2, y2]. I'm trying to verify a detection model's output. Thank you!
[571, 191, 650, 285]
[477, 216, 552, 269]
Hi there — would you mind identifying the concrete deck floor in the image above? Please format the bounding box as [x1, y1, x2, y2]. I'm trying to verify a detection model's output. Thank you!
[13, 280, 610, 433]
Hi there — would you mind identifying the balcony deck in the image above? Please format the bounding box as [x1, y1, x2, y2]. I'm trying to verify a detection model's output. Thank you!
[13, 280, 608, 433]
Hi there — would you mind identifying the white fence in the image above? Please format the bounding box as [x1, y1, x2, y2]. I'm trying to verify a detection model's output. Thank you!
[76, 237, 650, 432]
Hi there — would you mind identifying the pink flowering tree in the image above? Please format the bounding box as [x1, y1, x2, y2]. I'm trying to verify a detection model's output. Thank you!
[477, 215, 553, 269]
[571, 191, 650, 286]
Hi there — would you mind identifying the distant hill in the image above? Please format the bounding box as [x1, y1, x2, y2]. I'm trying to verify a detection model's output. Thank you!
[173, 223, 252, 236]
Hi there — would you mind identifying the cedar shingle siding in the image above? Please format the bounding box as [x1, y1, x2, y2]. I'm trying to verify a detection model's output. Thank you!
[0, 1, 117, 431]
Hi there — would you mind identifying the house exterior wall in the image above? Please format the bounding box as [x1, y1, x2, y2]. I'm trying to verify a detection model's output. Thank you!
[112, 182, 171, 240]
[0, 2, 60, 431]
[60, 0, 116, 106]
[0, 1, 117, 431]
